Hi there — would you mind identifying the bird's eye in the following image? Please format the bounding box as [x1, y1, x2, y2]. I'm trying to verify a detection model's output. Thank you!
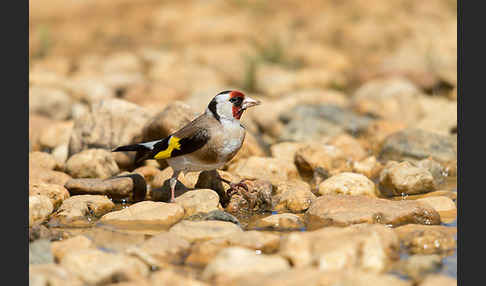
[230, 97, 243, 106]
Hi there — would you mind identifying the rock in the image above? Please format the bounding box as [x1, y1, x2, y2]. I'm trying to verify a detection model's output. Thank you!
[379, 128, 457, 165]
[231, 269, 411, 286]
[30, 114, 57, 151]
[270, 142, 304, 162]
[38, 121, 73, 150]
[352, 156, 384, 179]
[29, 195, 54, 227]
[50, 195, 115, 227]
[305, 194, 441, 230]
[29, 167, 72, 186]
[64, 76, 115, 104]
[76, 227, 146, 253]
[60, 249, 149, 285]
[29, 86, 73, 120]
[279, 224, 399, 272]
[247, 89, 349, 140]
[194, 170, 233, 206]
[126, 232, 190, 267]
[415, 158, 448, 187]
[378, 161, 435, 197]
[394, 254, 442, 281]
[227, 156, 300, 185]
[294, 142, 349, 182]
[419, 274, 457, 286]
[249, 213, 305, 230]
[394, 224, 456, 255]
[29, 224, 66, 242]
[101, 52, 143, 74]
[417, 196, 457, 224]
[29, 239, 54, 264]
[151, 166, 200, 196]
[195, 210, 241, 226]
[51, 144, 69, 166]
[64, 174, 147, 201]
[29, 183, 70, 209]
[30, 151, 62, 171]
[175, 189, 220, 218]
[279, 104, 373, 141]
[65, 149, 119, 179]
[150, 269, 209, 286]
[100, 201, 184, 230]
[416, 96, 457, 136]
[226, 231, 280, 253]
[141, 101, 198, 142]
[68, 98, 152, 158]
[169, 220, 242, 243]
[327, 133, 368, 161]
[133, 165, 161, 188]
[51, 235, 93, 262]
[273, 180, 316, 213]
[202, 247, 290, 283]
[29, 263, 83, 286]
[318, 172, 377, 197]
[351, 77, 424, 125]
[361, 120, 408, 154]
[185, 238, 231, 268]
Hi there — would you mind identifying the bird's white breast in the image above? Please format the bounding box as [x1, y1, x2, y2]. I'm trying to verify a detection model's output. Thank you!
[219, 119, 245, 158]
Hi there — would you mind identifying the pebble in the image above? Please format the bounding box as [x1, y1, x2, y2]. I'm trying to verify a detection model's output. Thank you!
[394, 224, 456, 255]
[50, 195, 115, 227]
[379, 161, 435, 197]
[248, 213, 305, 230]
[202, 247, 290, 283]
[29, 183, 70, 209]
[175, 189, 220, 218]
[50, 235, 93, 262]
[318, 172, 377, 197]
[126, 232, 190, 267]
[65, 149, 120, 179]
[227, 156, 300, 185]
[273, 180, 316, 213]
[169, 220, 243, 243]
[305, 194, 441, 230]
[60, 249, 149, 285]
[100, 201, 184, 230]
[29, 195, 54, 227]
[279, 224, 399, 272]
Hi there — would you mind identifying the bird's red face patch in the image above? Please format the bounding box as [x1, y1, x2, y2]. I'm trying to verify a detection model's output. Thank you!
[229, 91, 245, 120]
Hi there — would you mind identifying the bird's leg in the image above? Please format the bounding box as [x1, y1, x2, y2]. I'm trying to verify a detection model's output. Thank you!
[169, 170, 181, 203]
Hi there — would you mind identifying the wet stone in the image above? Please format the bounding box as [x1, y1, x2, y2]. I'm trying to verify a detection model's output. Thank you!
[150, 269, 209, 286]
[64, 173, 147, 202]
[125, 232, 191, 268]
[393, 254, 443, 281]
[29, 195, 54, 227]
[248, 213, 305, 230]
[49, 195, 115, 227]
[29, 167, 72, 186]
[378, 161, 436, 197]
[273, 180, 316, 213]
[99, 201, 184, 231]
[174, 189, 220, 218]
[60, 249, 149, 285]
[50, 235, 93, 262]
[30, 151, 63, 171]
[279, 224, 399, 272]
[169, 220, 243, 243]
[202, 247, 290, 284]
[188, 209, 241, 227]
[419, 274, 457, 286]
[394, 224, 456, 255]
[305, 194, 441, 230]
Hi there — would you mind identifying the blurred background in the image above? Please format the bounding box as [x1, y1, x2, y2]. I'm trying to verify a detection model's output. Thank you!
[29, 0, 457, 100]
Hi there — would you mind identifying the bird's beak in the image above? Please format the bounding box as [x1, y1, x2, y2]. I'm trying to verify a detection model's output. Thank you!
[242, 96, 261, 109]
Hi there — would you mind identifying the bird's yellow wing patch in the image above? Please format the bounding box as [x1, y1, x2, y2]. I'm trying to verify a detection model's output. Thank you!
[154, 136, 181, 159]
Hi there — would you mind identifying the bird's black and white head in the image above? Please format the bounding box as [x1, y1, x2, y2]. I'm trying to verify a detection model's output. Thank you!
[206, 90, 260, 122]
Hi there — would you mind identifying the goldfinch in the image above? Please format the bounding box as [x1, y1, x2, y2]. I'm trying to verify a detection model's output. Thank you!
[113, 90, 261, 202]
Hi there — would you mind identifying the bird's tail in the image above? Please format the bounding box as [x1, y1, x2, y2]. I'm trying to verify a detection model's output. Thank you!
[112, 143, 153, 163]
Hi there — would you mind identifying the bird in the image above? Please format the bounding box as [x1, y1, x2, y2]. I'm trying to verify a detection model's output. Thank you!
[112, 90, 261, 202]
